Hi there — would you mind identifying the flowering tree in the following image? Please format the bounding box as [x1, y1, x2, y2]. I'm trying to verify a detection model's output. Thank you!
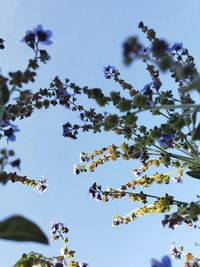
[0, 22, 200, 266]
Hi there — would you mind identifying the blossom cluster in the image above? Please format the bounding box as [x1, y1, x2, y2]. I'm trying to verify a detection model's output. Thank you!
[49, 222, 89, 267]
[15, 223, 89, 267]
[0, 120, 20, 142]
[0, 172, 48, 193]
[22, 25, 53, 46]
[71, 22, 200, 232]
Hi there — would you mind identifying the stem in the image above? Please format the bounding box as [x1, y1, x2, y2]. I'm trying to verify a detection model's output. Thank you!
[158, 111, 170, 119]
[123, 191, 187, 205]
[152, 144, 199, 166]
[152, 144, 170, 154]
[103, 187, 188, 206]
[148, 153, 161, 156]
[183, 136, 199, 157]
[135, 104, 200, 113]
[0, 104, 5, 126]
[164, 166, 187, 176]
[58, 230, 65, 241]
[174, 144, 193, 157]
[146, 147, 162, 153]
[169, 152, 199, 165]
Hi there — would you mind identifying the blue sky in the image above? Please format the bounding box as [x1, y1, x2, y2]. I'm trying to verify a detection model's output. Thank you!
[0, 0, 200, 266]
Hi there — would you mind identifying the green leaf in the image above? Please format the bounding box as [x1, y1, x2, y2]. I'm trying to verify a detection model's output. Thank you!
[0, 215, 48, 244]
[186, 171, 200, 179]
[192, 123, 200, 140]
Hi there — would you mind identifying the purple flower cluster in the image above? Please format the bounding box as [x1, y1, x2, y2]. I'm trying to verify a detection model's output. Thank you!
[103, 65, 120, 79]
[157, 133, 175, 148]
[88, 183, 102, 200]
[22, 25, 52, 46]
[55, 84, 75, 102]
[112, 216, 123, 228]
[140, 81, 161, 106]
[141, 80, 161, 94]
[50, 221, 69, 237]
[79, 152, 90, 163]
[34, 178, 48, 193]
[63, 122, 79, 140]
[168, 42, 183, 54]
[1, 120, 20, 142]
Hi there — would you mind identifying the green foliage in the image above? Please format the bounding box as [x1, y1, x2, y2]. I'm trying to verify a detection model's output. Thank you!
[0, 215, 48, 244]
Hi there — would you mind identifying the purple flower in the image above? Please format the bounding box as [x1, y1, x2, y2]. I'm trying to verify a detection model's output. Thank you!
[55, 84, 75, 100]
[73, 164, 80, 175]
[89, 186, 96, 199]
[1, 120, 20, 142]
[140, 82, 153, 95]
[141, 80, 161, 95]
[140, 81, 162, 106]
[79, 113, 85, 121]
[168, 42, 183, 53]
[88, 183, 102, 200]
[133, 169, 142, 178]
[151, 255, 172, 267]
[103, 65, 120, 79]
[63, 123, 71, 136]
[170, 244, 182, 260]
[157, 133, 175, 148]
[22, 25, 52, 45]
[34, 178, 48, 193]
[112, 216, 123, 228]
[79, 152, 90, 163]
[50, 221, 64, 235]
[33, 25, 52, 45]
[139, 46, 151, 56]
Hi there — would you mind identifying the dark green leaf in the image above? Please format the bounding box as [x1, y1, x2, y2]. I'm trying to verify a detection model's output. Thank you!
[186, 171, 200, 179]
[192, 123, 200, 140]
[0, 215, 48, 244]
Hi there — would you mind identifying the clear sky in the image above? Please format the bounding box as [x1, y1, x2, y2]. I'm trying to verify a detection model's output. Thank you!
[0, 0, 200, 266]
